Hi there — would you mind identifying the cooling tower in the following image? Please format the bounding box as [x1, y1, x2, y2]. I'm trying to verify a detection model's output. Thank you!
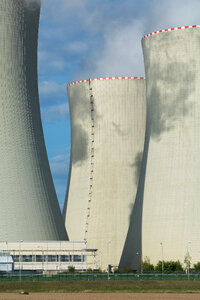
[63, 77, 146, 270]
[127, 25, 200, 268]
[0, 0, 68, 241]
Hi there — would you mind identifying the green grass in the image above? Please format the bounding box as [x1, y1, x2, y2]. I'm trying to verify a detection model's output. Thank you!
[1, 281, 200, 293]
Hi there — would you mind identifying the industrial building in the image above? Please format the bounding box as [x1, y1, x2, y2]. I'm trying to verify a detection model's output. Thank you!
[120, 25, 200, 270]
[0, 0, 67, 241]
[0, 241, 97, 273]
[63, 77, 146, 270]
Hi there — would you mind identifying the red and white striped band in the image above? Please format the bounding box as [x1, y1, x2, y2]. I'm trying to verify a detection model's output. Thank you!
[142, 25, 200, 40]
[67, 76, 145, 87]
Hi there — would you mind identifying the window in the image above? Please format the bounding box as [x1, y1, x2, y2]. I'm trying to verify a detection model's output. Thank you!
[13, 255, 19, 262]
[60, 255, 71, 262]
[22, 255, 32, 262]
[36, 255, 44, 262]
[73, 255, 82, 262]
[47, 255, 57, 262]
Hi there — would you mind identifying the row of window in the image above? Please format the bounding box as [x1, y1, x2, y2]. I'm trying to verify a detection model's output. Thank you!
[13, 255, 85, 263]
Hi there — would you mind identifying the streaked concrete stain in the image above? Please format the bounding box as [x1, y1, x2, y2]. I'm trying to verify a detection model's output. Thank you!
[141, 27, 200, 265]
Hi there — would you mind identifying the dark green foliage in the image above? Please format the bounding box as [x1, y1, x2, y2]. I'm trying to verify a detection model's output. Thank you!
[68, 266, 75, 273]
[194, 262, 200, 272]
[85, 268, 93, 274]
[155, 260, 184, 273]
[113, 267, 119, 273]
[86, 268, 103, 273]
[142, 257, 154, 273]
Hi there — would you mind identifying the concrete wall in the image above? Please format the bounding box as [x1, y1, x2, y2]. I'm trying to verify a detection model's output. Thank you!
[63, 82, 91, 240]
[0, 0, 68, 241]
[141, 27, 200, 265]
[64, 77, 146, 270]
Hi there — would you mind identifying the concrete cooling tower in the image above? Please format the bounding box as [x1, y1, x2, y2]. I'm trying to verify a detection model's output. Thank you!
[123, 25, 200, 269]
[0, 0, 68, 241]
[63, 77, 146, 270]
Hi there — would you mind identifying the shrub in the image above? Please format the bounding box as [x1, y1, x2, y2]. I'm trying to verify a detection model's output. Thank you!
[142, 257, 154, 273]
[194, 262, 200, 273]
[155, 260, 183, 273]
[68, 266, 75, 273]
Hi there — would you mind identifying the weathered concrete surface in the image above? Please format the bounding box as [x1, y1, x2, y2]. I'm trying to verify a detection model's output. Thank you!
[63, 82, 91, 240]
[141, 27, 200, 265]
[64, 78, 146, 270]
[119, 113, 150, 271]
[0, 0, 68, 241]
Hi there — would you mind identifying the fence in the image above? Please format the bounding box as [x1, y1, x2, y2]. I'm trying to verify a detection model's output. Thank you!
[1, 273, 200, 282]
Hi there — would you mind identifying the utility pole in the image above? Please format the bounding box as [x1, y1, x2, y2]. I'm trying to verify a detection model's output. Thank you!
[160, 242, 164, 275]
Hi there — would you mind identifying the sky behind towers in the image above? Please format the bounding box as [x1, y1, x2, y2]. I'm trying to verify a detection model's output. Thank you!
[38, 0, 200, 209]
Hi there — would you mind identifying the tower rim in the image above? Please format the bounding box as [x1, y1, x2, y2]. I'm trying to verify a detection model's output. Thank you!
[67, 76, 145, 87]
[142, 25, 200, 40]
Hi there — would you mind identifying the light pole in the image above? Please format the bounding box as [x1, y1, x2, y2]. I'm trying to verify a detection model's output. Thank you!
[136, 252, 143, 273]
[37, 246, 44, 273]
[47, 242, 48, 272]
[42, 248, 44, 273]
[19, 240, 23, 282]
[107, 241, 111, 261]
[59, 241, 61, 271]
[6, 241, 8, 277]
[107, 241, 111, 280]
[160, 242, 164, 275]
[32, 250, 33, 272]
[187, 242, 191, 280]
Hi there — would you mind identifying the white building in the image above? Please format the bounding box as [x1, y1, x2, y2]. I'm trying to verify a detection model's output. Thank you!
[0, 241, 97, 273]
[0, 254, 13, 272]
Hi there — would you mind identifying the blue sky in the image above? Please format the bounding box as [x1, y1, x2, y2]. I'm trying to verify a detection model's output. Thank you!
[38, 0, 200, 209]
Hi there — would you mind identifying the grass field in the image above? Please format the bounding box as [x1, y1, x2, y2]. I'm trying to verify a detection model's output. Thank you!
[1, 281, 200, 293]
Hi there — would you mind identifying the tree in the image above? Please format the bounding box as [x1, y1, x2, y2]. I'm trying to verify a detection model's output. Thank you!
[155, 260, 183, 273]
[142, 257, 154, 273]
[193, 262, 200, 273]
